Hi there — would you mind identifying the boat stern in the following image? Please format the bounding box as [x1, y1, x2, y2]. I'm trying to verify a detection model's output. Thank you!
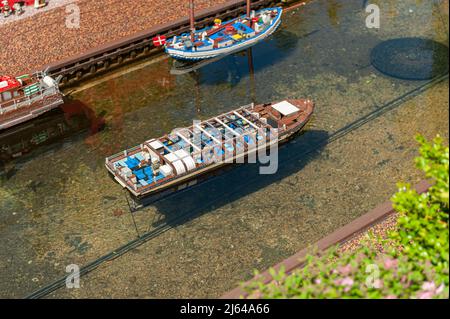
[251, 99, 314, 134]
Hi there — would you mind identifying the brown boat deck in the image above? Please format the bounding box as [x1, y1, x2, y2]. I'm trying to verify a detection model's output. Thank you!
[254, 99, 315, 130]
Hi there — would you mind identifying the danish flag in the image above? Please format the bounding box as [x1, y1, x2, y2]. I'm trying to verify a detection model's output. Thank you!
[153, 35, 167, 47]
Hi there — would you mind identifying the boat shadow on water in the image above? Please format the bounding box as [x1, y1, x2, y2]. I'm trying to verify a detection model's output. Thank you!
[132, 129, 329, 229]
[171, 29, 305, 86]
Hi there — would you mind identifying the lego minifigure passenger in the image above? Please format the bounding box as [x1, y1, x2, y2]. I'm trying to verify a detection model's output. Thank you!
[1, 0, 12, 18]
[34, 0, 47, 9]
[142, 149, 151, 163]
[13, 2, 23, 15]
[151, 157, 161, 176]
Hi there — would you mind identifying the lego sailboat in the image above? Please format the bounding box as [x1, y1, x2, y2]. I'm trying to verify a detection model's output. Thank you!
[161, 0, 283, 61]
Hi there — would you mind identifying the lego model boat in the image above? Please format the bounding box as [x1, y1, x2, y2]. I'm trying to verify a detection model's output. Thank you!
[0, 72, 64, 130]
[163, 0, 282, 61]
[105, 99, 314, 198]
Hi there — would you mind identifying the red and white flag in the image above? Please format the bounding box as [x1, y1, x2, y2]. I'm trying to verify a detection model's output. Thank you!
[153, 35, 167, 47]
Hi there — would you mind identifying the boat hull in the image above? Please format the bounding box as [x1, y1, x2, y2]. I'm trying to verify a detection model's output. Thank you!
[0, 95, 64, 130]
[0, 73, 64, 130]
[165, 7, 282, 61]
[115, 122, 307, 201]
[105, 99, 314, 199]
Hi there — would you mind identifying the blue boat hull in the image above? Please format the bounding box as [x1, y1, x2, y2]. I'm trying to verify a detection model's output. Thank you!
[165, 7, 283, 61]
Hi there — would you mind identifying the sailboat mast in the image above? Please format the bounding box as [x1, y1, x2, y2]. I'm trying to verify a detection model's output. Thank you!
[246, 0, 251, 18]
[189, 0, 195, 42]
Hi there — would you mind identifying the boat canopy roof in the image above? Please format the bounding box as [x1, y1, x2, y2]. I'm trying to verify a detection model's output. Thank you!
[271, 101, 300, 117]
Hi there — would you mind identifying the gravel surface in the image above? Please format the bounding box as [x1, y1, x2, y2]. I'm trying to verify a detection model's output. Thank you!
[338, 213, 399, 254]
[0, 0, 229, 76]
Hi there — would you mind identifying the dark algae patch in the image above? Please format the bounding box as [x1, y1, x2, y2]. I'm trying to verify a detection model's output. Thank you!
[371, 37, 449, 80]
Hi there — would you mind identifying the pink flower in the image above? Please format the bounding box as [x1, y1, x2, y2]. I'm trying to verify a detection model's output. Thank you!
[385, 295, 397, 299]
[341, 277, 354, 287]
[436, 284, 445, 295]
[373, 279, 382, 289]
[250, 290, 263, 299]
[383, 258, 399, 270]
[417, 291, 434, 299]
[422, 281, 436, 291]
[338, 264, 353, 276]
[334, 277, 354, 292]
[314, 278, 322, 285]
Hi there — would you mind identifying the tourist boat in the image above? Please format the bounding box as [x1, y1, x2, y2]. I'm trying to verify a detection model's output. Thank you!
[162, 0, 282, 61]
[105, 99, 314, 198]
[0, 72, 64, 130]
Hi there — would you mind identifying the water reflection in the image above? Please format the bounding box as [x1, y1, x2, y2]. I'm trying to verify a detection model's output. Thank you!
[198, 30, 299, 86]
[0, 100, 104, 180]
[325, 0, 343, 27]
[184, 47, 258, 114]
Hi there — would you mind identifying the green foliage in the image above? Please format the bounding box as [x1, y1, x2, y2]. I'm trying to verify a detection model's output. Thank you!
[244, 135, 449, 299]
[391, 135, 449, 285]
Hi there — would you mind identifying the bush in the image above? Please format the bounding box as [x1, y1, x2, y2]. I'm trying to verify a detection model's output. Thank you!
[244, 135, 449, 299]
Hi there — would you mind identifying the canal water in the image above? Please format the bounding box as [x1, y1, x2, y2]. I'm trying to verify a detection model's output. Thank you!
[0, 0, 448, 298]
